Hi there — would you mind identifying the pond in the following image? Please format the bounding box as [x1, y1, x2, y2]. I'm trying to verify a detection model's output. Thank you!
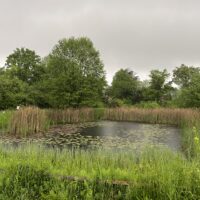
[80, 121, 181, 151]
[0, 121, 181, 152]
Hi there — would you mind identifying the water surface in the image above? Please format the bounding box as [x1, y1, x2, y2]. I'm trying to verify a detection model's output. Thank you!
[0, 121, 181, 152]
[80, 121, 181, 151]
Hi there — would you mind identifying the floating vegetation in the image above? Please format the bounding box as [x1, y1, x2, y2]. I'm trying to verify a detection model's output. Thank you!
[0, 121, 181, 152]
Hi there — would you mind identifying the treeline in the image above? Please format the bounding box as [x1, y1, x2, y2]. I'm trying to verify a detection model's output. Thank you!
[0, 37, 200, 109]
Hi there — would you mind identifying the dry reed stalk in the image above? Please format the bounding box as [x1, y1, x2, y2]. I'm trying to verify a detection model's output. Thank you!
[104, 108, 200, 127]
[8, 107, 200, 137]
[9, 106, 48, 137]
[47, 108, 97, 124]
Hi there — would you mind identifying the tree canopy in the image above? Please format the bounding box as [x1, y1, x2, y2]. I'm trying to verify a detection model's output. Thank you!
[173, 64, 200, 88]
[42, 37, 106, 108]
[5, 48, 45, 84]
[1, 37, 200, 109]
[110, 69, 139, 103]
[147, 69, 173, 103]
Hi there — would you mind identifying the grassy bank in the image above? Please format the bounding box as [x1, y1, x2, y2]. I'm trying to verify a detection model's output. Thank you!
[0, 107, 200, 198]
[0, 145, 200, 199]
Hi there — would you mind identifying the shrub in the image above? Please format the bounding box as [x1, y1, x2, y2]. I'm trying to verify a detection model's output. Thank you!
[134, 101, 160, 109]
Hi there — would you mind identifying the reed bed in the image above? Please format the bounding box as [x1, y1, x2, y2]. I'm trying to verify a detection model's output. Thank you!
[47, 108, 104, 124]
[8, 106, 49, 137]
[4, 106, 200, 157]
[104, 108, 200, 127]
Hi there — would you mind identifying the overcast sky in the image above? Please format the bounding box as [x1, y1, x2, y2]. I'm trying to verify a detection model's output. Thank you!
[0, 0, 200, 83]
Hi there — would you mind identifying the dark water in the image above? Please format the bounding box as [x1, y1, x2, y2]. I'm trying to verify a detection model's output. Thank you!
[80, 121, 181, 151]
[0, 121, 181, 152]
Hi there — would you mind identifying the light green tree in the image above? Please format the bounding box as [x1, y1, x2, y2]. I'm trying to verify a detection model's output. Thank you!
[45, 37, 106, 108]
[173, 64, 200, 88]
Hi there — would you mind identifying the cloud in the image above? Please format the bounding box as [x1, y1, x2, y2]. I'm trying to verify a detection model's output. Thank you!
[0, 0, 200, 83]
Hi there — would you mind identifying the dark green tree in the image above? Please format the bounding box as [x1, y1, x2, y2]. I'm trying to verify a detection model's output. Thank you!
[5, 48, 45, 84]
[175, 73, 200, 107]
[110, 69, 139, 104]
[0, 75, 28, 109]
[147, 69, 174, 103]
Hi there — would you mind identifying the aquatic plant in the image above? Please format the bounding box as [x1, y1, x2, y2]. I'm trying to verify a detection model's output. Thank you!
[3, 106, 200, 158]
[47, 108, 105, 124]
[8, 106, 49, 137]
[104, 108, 200, 126]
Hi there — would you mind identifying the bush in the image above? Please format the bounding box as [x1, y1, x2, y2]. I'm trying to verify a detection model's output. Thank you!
[107, 98, 124, 107]
[134, 101, 160, 109]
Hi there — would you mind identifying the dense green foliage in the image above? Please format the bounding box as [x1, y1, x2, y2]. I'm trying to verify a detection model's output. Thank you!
[0, 145, 200, 199]
[1, 37, 200, 109]
[173, 64, 200, 88]
[0, 37, 106, 109]
[44, 38, 106, 108]
[109, 69, 139, 104]
[5, 48, 44, 84]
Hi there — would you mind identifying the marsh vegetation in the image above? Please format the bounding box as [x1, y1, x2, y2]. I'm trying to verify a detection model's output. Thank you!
[1, 37, 200, 199]
[0, 107, 199, 199]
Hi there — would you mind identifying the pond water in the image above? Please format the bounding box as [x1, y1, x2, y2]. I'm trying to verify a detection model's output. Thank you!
[80, 121, 181, 151]
[0, 121, 181, 152]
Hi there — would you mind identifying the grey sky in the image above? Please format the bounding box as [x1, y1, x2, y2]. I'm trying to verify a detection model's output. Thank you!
[0, 0, 200, 83]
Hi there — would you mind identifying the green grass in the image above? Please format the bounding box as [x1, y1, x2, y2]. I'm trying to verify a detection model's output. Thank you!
[1, 107, 200, 198]
[0, 145, 200, 199]
[0, 110, 13, 133]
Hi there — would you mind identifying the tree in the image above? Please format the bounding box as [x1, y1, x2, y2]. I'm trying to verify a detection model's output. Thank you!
[110, 68, 139, 103]
[46, 37, 106, 108]
[5, 48, 44, 84]
[147, 69, 174, 103]
[175, 73, 200, 107]
[173, 64, 200, 88]
[0, 75, 28, 109]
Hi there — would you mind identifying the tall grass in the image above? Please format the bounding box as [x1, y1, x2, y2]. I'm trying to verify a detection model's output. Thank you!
[0, 145, 200, 199]
[8, 107, 49, 137]
[47, 108, 104, 124]
[0, 110, 13, 133]
[104, 108, 200, 127]
[1, 107, 200, 198]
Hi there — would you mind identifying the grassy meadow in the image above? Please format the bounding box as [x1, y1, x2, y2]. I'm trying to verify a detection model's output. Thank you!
[0, 107, 200, 199]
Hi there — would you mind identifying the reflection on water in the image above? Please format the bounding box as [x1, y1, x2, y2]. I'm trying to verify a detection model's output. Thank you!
[0, 121, 181, 152]
[81, 121, 181, 151]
